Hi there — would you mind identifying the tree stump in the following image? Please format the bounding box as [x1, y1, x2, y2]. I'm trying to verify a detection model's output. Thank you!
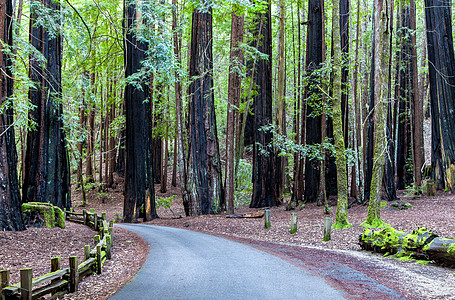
[323, 217, 331, 242]
[264, 210, 271, 229]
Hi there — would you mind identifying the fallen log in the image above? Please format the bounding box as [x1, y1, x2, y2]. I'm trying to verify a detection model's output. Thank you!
[225, 211, 264, 219]
[359, 227, 438, 256]
[359, 227, 455, 267]
[423, 238, 455, 267]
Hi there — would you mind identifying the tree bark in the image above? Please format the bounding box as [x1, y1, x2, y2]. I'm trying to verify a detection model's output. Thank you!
[0, 0, 24, 231]
[332, 0, 350, 228]
[85, 73, 96, 183]
[424, 0, 455, 189]
[250, 1, 278, 208]
[22, 0, 71, 210]
[364, 0, 392, 228]
[172, 0, 190, 215]
[303, 0, 325, 203]
[187, 5, 224, 215]
[275, 0, 286, 201]
[123, 0, 157, 222]
[410, 0, 423, 190]
[225, 5, 244, 214]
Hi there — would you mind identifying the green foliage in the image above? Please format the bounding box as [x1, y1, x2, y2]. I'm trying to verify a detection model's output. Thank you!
[156, 195, 177, 209]
[156, 195, 178, 217]
[234, 159, 253, 208]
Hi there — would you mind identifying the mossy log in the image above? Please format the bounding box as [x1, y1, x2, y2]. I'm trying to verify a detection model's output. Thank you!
[359, 227, 455, 267]
[359, 227, 438, 256]
[423, 238, 455, 267]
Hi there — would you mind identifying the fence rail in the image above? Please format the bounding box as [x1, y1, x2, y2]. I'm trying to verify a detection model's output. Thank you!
[1, 209, 114, 300]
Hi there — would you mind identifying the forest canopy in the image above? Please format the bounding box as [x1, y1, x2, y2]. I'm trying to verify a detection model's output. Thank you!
[0, 0, 452, 230]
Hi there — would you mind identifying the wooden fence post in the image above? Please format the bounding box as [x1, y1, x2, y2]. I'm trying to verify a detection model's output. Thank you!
[109, 221, 114, 242]
[106, 235, 112, 260]
[51, 257, 60, 273]
[0, 269, 9, 290]
[20, 268, 32, 300]
[69, 256, 79, 293]
[94, 235, 100, 246]
[94, 214, 99, 231]
[50, 257, 60, 295]
[100, 226, 104, 238]
[323, 217, 332, 242]
[102, 212, 106, 220]
[96, 245, 102, 274]
[264, 210, 271, 229]
[290, 213, 298, 234]
[83, 209, 87, 225]
[84, 245, 91, 261]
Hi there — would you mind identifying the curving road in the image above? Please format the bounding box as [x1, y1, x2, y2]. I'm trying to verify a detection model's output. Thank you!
[110, 224, 345, 300]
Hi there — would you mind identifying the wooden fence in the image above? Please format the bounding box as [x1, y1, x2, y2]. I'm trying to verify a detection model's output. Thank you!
[1, 210, 114, 300]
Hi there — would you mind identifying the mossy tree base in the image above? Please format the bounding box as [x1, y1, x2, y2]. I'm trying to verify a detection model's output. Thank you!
[361, 218, 388, 229]
[332, 221, 352, 230]
[22, 202, 65, 228]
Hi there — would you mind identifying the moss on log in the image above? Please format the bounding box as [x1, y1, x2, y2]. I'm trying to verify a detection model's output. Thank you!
[358, 227, 455, 267]
[359, 227, 438, 256]
[22, 202, 65, 228]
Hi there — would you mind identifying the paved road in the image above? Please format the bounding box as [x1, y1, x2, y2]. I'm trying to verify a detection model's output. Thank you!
[110, 224, 345, 300]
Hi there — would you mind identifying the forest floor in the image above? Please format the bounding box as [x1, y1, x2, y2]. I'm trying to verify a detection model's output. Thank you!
[3, 171, 455, 299]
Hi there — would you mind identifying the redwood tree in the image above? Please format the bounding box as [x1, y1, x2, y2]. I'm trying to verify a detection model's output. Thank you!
[250, 1, 278, 208]
[22, 0, 70, 209]
[186, 3, 224, 215]
[303, 0, 324, 203]
[425, 0, 455, 189]
[123, 0, 157, 222]
[225, 5, 244, 214]
[0, 0, 24, 231]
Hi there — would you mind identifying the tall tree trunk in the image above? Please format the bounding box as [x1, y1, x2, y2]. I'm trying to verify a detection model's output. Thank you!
[115, 102, 126, 178]
[351, 0, 363, 202]
[0, 0, 24, 231]
[396, 5, 413, 190]
[186, 5, 224, 215]
[22, 0, 71, 209]
[303, 0, 324, 203]
[364, 8, 376, 203]
[410, 0, 423, 190]
[108, 86, 116, 187]
[383, 0, 397, 201]
[172, 0, 190, 215]
[364, 0, 392, 228]
[171, 136, 177, 187]
[123, 0, 157, 222]
[340, 0, 349, 145]
[332, 0, 350, 228]
[275, 0, 286, 202]
[86, 73, 96, 183]
[160, 138, 168, 193]
[292, 3, 305, 204]
[225, 5, 244, 214]
[160, 98, 169, 193]
[77, 89, 87, 187]
[250, 1, 278, 208]
[152, 84, 163, 184]
[425, 0, 455, 189]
